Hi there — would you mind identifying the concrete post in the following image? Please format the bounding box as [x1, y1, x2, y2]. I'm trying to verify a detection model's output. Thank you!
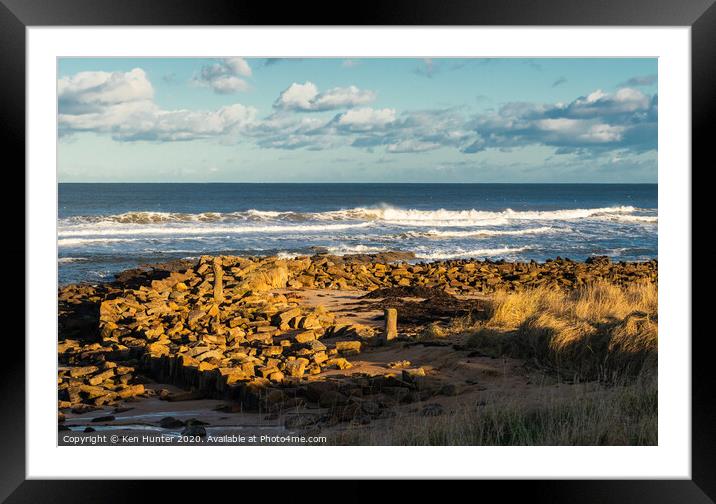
[383, 308, 398, 343]
[213, 257, 224, 304]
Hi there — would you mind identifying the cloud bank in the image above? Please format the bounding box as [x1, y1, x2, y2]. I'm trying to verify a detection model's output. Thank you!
[59, 66, 657, 162]
[59, 68, 256, 141]
[466, 87, 657, 154]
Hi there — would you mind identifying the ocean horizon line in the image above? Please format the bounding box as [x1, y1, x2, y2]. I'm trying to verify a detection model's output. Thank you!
[58, 181, 658, 185]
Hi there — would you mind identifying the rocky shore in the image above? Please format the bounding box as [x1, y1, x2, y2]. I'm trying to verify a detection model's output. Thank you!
[58, 253, 657, 434]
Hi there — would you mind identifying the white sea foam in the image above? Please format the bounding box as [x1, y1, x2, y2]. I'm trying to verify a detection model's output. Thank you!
[276, 251, 307, 260]
[324, 244, 389, 255]
[414, 246, 530, 260]
[57, 222, 371, 239]
[310, 205, 641, 226]
[405, 226, 557, 239]
[57, 257, 89, 263]
[595, 214, 658, 224]
[58, 237, 145, 246]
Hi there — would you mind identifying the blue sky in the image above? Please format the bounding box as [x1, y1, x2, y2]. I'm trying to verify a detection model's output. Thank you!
[58, 58, 657, 183]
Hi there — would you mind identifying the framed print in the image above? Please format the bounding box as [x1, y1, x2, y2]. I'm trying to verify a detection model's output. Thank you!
[6, 0, 714, 499]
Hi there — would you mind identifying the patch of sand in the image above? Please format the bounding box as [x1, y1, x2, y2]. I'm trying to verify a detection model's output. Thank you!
[277, 288, 383, 328]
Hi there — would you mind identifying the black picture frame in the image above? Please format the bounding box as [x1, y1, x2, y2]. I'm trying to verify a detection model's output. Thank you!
[4, 0, 712, 501]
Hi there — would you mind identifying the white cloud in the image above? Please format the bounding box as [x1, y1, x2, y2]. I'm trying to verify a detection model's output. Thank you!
[314, 86, 375, 110]
[59, 68, 257, 141]
[536, 118, 583, 132]
[207, 75, 250, 94]
[579, 123, 625, 143]
[468, 87, 656, 152]
[335, 107, 396, 131]
[244, 112, 332, 150]
[274, 81, 376, 111]
[585, 89, 608, 103]
[60, 101, 257, 142]
[273, 82, 319, 111]
[533, 118, 624, 144]
[223, 57, 252, 77]
[58, 68, 154, 114]
[563, 87, 651, 118]
[194, 58, 252, 94]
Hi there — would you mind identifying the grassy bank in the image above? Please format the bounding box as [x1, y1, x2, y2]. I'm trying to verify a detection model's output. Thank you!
[335, 375, 657, 445]
[469, 281, 657, 381]
[349, 280, 659, 446]
[423, 280, 657, 382]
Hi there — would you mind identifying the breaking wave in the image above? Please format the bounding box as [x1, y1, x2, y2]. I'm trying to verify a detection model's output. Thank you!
[414, 246, 530, 260]
[58, 206, 655, 254]
[595, 214, 658, 224]
[403, 226, 557, 239]
[324, 244, 389, 255]
[58, 222, 371, 239]
[62, 205, 648, 227]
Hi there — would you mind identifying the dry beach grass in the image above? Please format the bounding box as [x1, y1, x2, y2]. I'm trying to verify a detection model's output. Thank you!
[350, 280, 659, 445]
[335, 375, 657, 445]
[466, 280, 658, 381]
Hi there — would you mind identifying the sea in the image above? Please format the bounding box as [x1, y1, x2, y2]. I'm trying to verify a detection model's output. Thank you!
[58, 183, 658, 285]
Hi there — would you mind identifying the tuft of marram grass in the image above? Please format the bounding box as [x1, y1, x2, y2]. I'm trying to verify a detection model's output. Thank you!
[417, 314, 481, 340]
[417, 322, 449, 340]
[462, 281, 658, 381]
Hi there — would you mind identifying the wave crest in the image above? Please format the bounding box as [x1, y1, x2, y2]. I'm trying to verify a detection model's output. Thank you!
[403, 226, 557, 239]
[58, 222, 370, 239]
[62, 205, 652, 228]
[415, 246, 530, 260]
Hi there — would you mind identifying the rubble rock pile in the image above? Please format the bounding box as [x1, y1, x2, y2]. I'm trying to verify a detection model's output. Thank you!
[59, 256, 377, 412]
[300, 254, 657, 294]
[59, 284, 149, 411]
[57, 339, 147, 411]
[58, 253, 657, 417]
